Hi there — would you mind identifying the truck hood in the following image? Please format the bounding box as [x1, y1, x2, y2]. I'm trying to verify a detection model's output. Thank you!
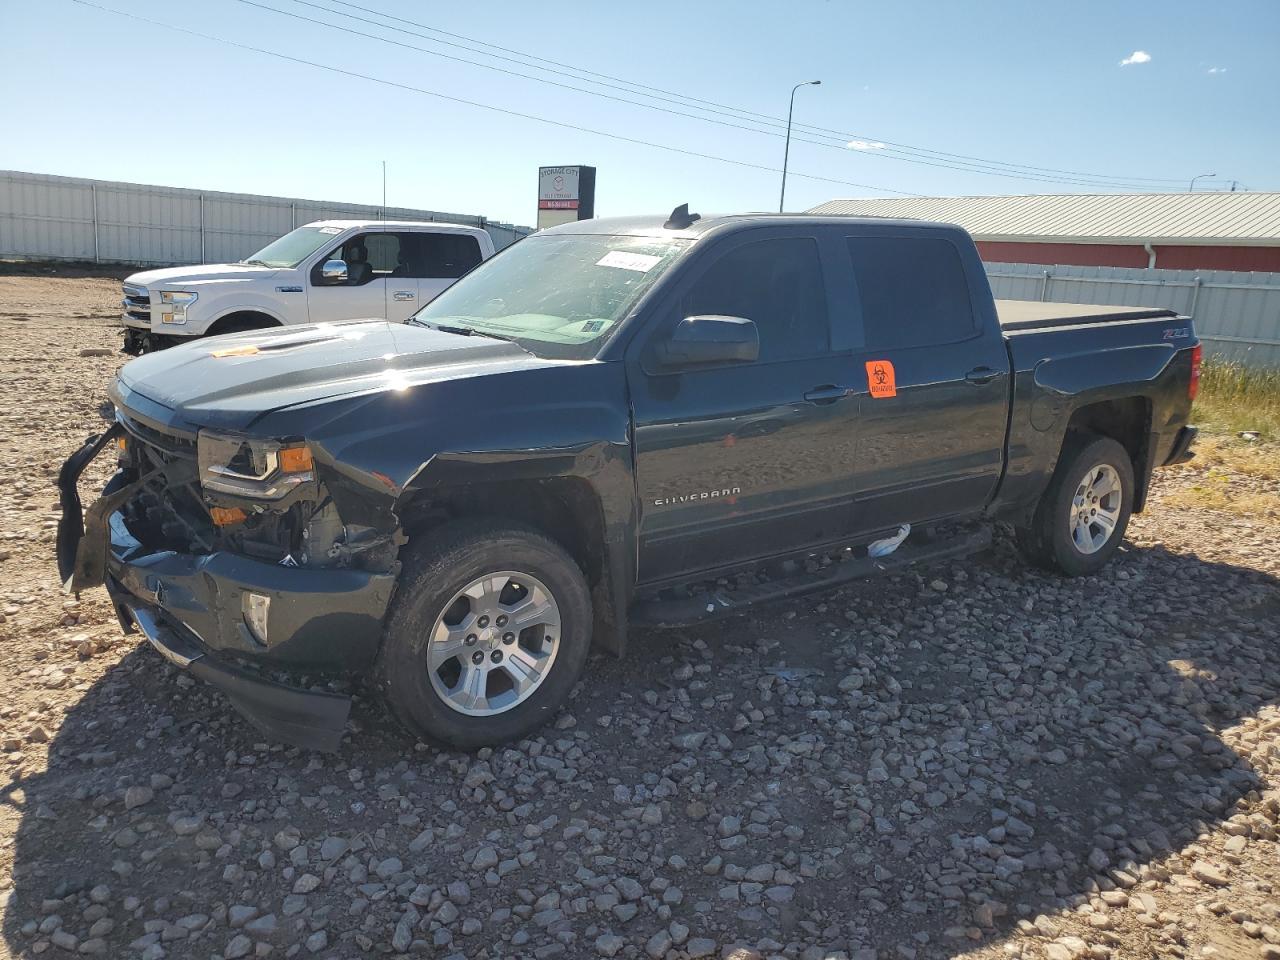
[114, 320, 559, 432]
[125, 263, 280, 286]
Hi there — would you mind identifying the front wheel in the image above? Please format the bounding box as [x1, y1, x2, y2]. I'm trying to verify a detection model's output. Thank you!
[378, 520, 592, 749]
[1016, 434, 1135, 576]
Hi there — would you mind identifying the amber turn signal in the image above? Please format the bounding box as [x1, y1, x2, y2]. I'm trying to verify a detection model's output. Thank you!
[209, 506, 247, 526]
[278, 446, 314, 473]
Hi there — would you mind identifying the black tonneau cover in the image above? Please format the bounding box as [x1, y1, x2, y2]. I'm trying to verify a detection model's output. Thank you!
[996, 299, 1178, 332]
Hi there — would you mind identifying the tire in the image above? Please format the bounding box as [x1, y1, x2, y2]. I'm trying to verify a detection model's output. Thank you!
[377, 520, 592, 749]
[1016, 433, 1135, 577]
[206, 315, 278, 338]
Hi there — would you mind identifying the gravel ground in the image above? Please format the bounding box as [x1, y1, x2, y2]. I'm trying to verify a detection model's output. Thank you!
[0, 271, 1277, 960]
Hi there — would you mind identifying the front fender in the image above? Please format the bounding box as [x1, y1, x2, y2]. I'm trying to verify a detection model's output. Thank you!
[171, 288, 293, 335]
[396, 441, 636, 657]
[267, 363, 639, 655]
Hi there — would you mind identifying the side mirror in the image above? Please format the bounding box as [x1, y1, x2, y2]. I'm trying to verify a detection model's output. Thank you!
[319, 259, 348, 284]
[657, 315, 759, 369]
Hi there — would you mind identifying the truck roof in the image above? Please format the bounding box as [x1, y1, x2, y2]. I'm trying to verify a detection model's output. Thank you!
[539, 212, 961, 240]
[303, 219, 489, 234]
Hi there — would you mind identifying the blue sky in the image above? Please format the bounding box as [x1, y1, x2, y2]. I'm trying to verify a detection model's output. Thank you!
[3, 0, 1276, 226]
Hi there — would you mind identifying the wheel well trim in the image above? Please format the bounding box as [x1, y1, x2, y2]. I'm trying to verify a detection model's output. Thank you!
[207, 306, 288, 328]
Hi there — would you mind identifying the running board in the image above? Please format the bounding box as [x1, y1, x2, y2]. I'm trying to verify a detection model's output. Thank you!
[630, 526, 992, 628]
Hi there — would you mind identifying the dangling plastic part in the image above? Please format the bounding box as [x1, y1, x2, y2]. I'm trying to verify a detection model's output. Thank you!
[867, 524, 911, 558]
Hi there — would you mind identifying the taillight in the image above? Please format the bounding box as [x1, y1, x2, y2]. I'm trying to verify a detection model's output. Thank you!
[1189, 343, 1202, 401]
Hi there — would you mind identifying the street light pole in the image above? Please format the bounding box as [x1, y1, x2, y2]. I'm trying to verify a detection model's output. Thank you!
[1188, 172, 1216, 192]
[779, 80, 821, 213]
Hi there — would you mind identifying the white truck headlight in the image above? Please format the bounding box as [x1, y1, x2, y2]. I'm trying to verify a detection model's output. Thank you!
[197, 431, 315, 500]
[159, 290, 198, 324]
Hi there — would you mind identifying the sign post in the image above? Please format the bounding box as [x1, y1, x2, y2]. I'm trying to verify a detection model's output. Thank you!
[537, 166, 596, 230]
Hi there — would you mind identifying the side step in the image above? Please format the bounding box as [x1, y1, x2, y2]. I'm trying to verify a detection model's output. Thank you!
[630, 526, 992, 628]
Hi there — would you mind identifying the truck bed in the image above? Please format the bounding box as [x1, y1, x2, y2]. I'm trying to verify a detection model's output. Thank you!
[996, 299, 1178, 332]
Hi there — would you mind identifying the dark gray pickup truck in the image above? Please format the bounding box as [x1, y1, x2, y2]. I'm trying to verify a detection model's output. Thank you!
[58, 207, 1200, 751]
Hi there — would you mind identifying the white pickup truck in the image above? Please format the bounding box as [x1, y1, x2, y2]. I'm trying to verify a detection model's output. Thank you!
[120, 220, 496, 354]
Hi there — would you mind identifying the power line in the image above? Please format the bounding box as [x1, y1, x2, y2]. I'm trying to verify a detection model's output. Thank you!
[65, 0, 919, 198]
[230, 0, 1177, 192]
[303, 0, 1192, 188]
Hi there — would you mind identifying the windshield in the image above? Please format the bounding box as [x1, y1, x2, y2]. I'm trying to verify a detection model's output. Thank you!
[410, 233, 690, 359]
[242, 225, 345, 268]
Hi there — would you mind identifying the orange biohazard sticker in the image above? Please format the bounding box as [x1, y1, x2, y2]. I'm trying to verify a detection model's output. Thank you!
[865, 359, 897, 398]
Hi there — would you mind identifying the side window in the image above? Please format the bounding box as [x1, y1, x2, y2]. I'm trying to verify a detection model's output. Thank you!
[315, 232, 402, 286]
[846, 236, 975, 350]
[682, 237, 828, 362]
[362, 233, 403, 277]
[410, 233, 485, 279]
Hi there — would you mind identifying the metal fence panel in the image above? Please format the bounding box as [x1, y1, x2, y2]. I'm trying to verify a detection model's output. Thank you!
[0, 170, 533, 265]
[985, 261, 1280, 368]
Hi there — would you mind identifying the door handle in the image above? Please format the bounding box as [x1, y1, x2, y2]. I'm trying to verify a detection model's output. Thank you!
[804, 385, 851, 405]
[393, 290, 416, 302]
[964, 366, 1001, 385]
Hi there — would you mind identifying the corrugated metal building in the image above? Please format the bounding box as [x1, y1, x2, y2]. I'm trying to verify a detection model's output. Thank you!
[809, 193, 1280, 272]
[0, 170, 533, 266]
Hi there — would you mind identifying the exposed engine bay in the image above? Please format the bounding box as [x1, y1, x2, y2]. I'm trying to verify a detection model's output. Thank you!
[116, 412, 401, 575]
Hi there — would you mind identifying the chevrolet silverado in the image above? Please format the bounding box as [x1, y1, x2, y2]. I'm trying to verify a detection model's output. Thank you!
[59, 206, 1200, 751]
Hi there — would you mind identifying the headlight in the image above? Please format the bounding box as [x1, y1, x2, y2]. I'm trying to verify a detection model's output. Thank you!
[159, 290, 198, 324]
[197, 430, 315, 500]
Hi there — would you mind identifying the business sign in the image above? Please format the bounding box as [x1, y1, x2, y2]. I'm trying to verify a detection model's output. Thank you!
[537, 165, 596, 230]
[538, 167, 580, 209]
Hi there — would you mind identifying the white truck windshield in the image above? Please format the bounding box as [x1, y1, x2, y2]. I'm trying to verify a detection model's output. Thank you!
[242, 225, 345, 268]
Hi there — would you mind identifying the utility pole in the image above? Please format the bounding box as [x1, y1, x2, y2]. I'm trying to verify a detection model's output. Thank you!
[779, 80, 821, 213]
[381, 160, 387, 218]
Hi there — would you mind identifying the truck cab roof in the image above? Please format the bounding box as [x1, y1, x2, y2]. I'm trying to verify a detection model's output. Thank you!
[302, 219, 489, 235]
[538, 212, 966, 241]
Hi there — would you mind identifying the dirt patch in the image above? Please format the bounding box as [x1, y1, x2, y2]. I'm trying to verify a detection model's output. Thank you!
[0, 275, 1277, 960]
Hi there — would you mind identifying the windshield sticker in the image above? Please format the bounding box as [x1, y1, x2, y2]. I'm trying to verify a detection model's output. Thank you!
[596, 250, 662, 273]
[866, 359, 897, 398]
[317, 226, 342, 235]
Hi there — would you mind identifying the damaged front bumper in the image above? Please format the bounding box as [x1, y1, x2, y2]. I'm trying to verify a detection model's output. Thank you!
[121, 327, 185, 356]
[122, 600, 353, 752]
[57, 431, 396, 752]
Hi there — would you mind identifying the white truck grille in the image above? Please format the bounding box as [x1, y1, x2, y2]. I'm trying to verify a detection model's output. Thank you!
[122, 283, 151, 326]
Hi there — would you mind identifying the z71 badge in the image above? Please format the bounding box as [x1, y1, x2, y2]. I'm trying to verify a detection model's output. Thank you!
[1162, 327, 1191, 340]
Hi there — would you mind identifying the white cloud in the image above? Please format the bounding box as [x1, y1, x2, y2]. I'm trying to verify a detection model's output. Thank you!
[1120, 50, 1152, 66]
[1208, 66, 1227, 74]
[846, 140, 886, 151]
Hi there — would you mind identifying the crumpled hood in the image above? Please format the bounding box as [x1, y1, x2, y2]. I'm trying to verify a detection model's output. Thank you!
[115, 320, 560, 431]
[125, 263, 280, 287]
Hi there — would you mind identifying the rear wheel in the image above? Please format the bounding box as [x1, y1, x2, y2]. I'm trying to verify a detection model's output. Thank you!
[1016, 433, 1134, 576]
[378, 520, 592, 749]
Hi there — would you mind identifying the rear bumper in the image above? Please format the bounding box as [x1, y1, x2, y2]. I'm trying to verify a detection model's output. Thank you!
[1163, 425, 1198, 466]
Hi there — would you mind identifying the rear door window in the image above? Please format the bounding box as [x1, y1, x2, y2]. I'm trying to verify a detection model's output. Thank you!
[410, 233, 485, 279]
[845, 236, 976, 350]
